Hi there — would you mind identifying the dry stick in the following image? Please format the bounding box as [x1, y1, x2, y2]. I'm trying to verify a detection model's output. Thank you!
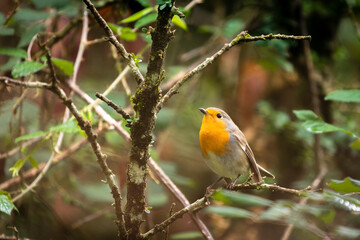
[69, 84, 214, 240]
[82, 0, 144, 84]
[156, 31, 311, 112]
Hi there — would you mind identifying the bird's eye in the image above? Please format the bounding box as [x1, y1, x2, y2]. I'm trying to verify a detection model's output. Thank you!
[216, 113, 222, 119]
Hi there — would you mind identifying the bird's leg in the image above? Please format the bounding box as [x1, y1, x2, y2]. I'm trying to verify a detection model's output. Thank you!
[245, 172, 253, 183]
[226, 175, 241, 190]
[205, 177, 223, 203]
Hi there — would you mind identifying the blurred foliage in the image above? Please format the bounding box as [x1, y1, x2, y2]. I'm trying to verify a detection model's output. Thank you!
[0, 0, 360, 239]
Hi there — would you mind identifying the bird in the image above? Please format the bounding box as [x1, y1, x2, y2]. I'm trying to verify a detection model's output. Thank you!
[199, 107, 274, 191]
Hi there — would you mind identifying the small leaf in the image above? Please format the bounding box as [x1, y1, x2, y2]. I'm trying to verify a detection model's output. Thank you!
[325, 90, 360, 103]
[205, 205, 254, 218]
[293, 110, 319, 121]
[13, 8, 51, 22]
[222, 19, 244, 38]
[120, 7, 154, 23]
[136, 0, 152, 7]
[52, 57, 74, 75]
[170, 231, 203, 240]
[17, 23, 45, 47]
[0, 193, 17, 215]
[120, 27, 137, 41]
[350, 139, 360, 150]
[171, 15, 187, 31]
[50, 120, 82, 134]
[108, 23, 121, 34]
[134, 13, 157, 28]
[323, 190, 360, 213]
[293, 110, 355, 135]
[0, 26, 15, 36]
[15, 131, 47, 143]
[335, 226, 360, 239]
[212, 190, 273, 207]
[11, 61, 45, 78]
[29, 156, 39, 169]
[328, 177, 360, 193]
[9, 158, 27, 177]
[0, 48, 27, 58]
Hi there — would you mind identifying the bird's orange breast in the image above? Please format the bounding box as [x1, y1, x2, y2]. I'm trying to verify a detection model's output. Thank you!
[199, 117, 230, 157]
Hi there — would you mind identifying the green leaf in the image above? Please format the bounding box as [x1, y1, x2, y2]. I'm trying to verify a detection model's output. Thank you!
[9, 158, 27, 177]
[350, 139, 360, 150]
[205, 205, 253, 218]
[135, 13, 157, 28]
[335, 226, 360, 239]
[293, 110, 319, 121]
[170, 231, 203, 240]
[11, 61, 45, 78]
[323, 190, 360, 213]
[328, 177, 360, 193]
[0, 48, 27, 58]
[171, 15, 188, 31]
[120, 27, 137, 41]
[0, 193, 17, 215]
[136, 0, 152, 7]
[18, 23, 45, 47]
[29, 156, 39, 169]
[52, 57, 74, 75]
[222, 19, 244, 38]
[120, 7, 154, 23]
[325, 90, 360, 103]
[108, 22, 121, 34]
[15, 131, 48, 143]
[259, 201, 293, 221]
[50, 120, 80, 133]
[293, 110, 354, 135]
[213, 190, 273, 207]
[0, 26, 15, 36]
[13, 8, 51, 22]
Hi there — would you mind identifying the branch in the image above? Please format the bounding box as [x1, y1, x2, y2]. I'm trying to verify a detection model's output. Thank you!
[156, 31, 311, 112]
[232, 182, 310, 196]
[33, 17, 82, 60]
[142, 198, 208, 239]
[0, 76, 51, 89]
[95, 93, 131, 120]
[82, 0, 145, 84]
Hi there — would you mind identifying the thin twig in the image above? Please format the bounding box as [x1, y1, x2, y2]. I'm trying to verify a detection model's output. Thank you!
[156, 31, 311, 112]
[232, 182, 309, 196]
[95, 93, 131, 120]
[33, 17, 82, 60]
[0, 76, 51, 88]
[142, 198, 208, 239]
[82, 0, 145, 84]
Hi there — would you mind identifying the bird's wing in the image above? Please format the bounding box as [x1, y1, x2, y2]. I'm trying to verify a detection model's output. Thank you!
[232, 129, 262, 183]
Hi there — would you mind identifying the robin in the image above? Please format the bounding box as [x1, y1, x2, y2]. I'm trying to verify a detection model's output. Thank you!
[199, 107, 274, 191]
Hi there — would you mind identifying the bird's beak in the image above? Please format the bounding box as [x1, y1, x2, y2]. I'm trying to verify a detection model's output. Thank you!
[199, 108, 207, 115]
